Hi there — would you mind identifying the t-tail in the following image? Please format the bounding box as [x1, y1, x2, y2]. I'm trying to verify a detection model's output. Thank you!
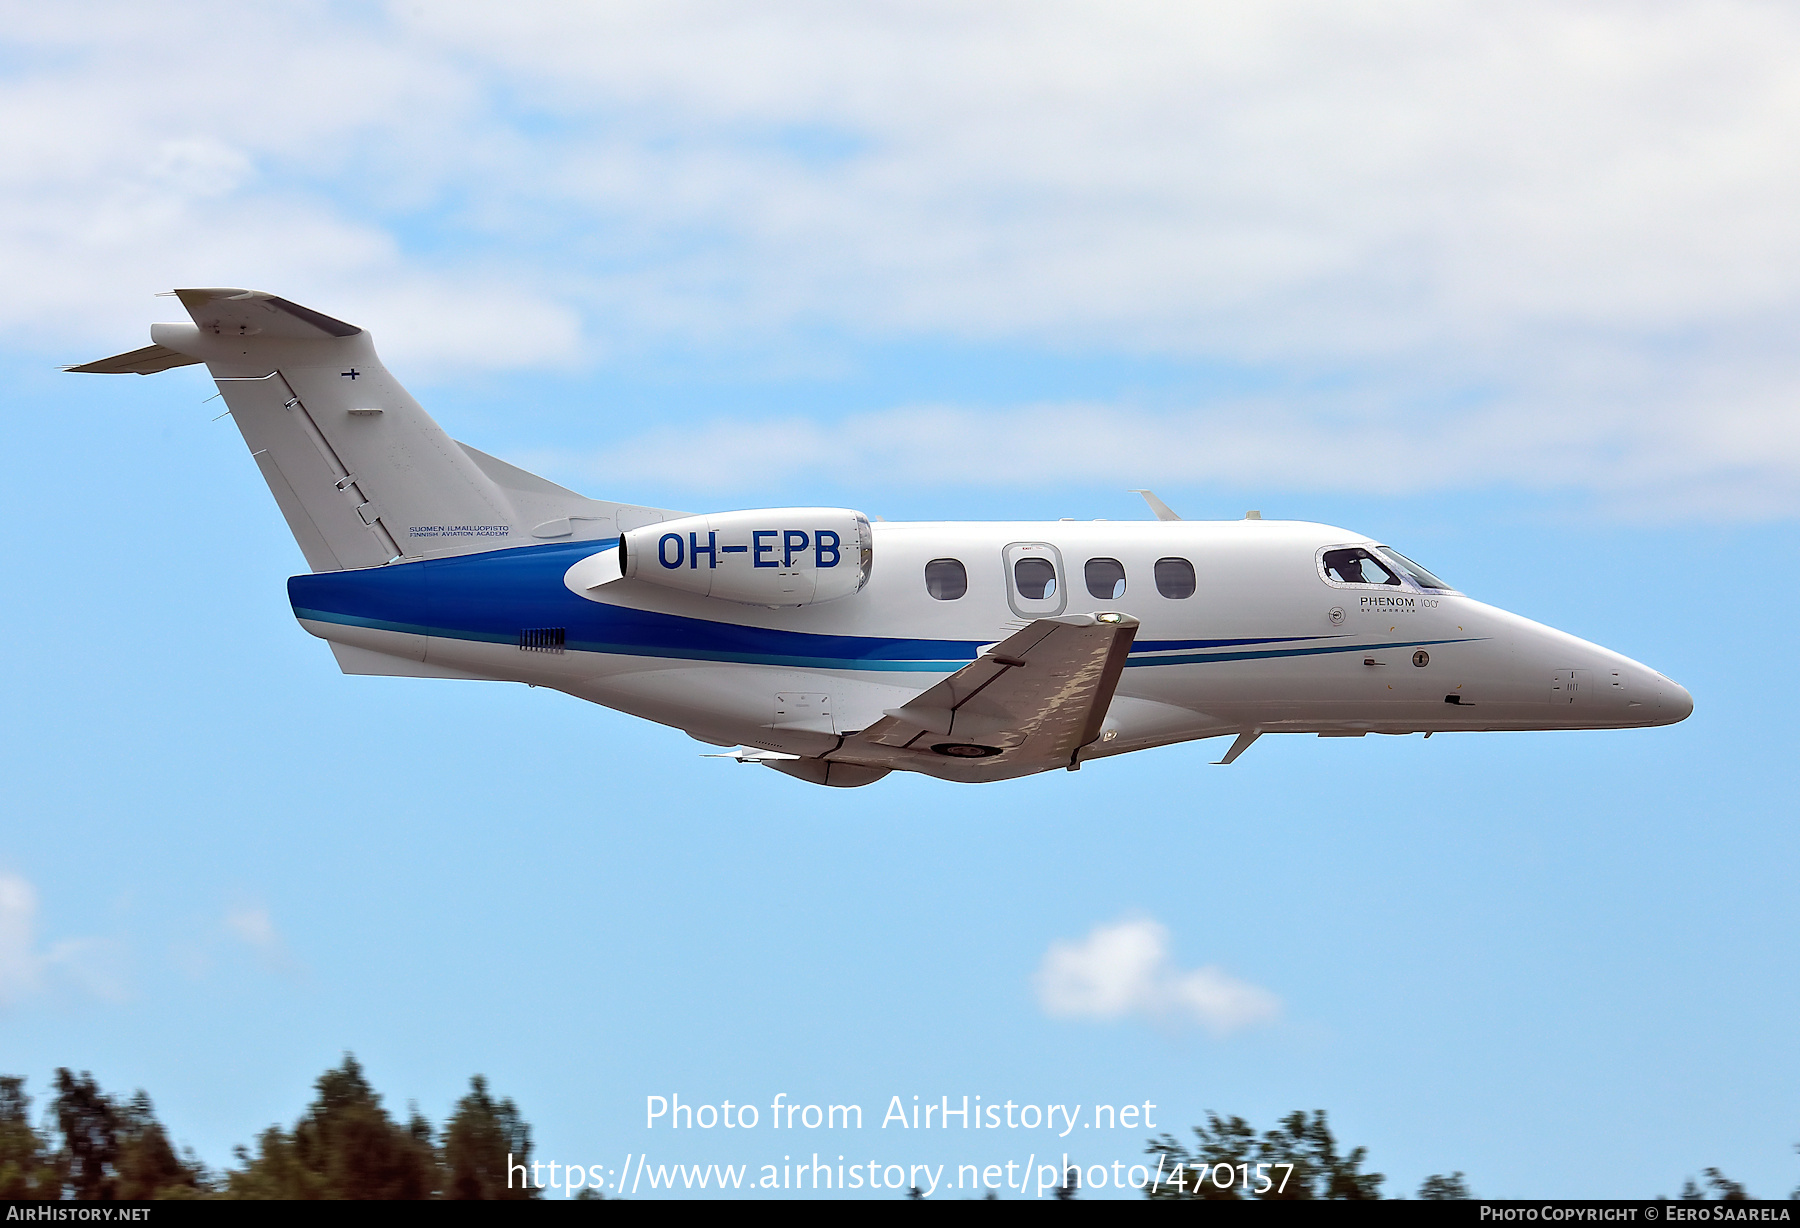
[68, 288, 675, 571]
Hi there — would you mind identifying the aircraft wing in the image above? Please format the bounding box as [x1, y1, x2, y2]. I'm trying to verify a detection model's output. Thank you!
[831, 612, 1139, 780]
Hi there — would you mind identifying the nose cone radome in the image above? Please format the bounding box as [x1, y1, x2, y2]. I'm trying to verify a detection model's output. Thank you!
[1657, 676, 1694, 724]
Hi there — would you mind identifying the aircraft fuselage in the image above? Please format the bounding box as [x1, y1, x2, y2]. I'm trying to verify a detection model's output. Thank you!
[291, 517, 1691, 783]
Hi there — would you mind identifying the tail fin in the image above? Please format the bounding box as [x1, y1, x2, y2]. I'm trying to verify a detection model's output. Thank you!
[70, 288, 675, 571]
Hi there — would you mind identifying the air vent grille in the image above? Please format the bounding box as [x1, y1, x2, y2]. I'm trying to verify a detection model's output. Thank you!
[519, 627, 566, 653]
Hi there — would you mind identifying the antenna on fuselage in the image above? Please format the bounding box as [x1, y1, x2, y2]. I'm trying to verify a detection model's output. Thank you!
[1129, 490, 1182, 521]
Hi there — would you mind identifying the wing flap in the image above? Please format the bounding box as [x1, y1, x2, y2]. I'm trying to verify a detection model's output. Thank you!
[836, 612, 1138, 779]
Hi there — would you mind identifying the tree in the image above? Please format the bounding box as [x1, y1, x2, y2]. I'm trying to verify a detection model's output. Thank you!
[1679, 1168, 1748, 1201]
[114, 1092, 207, 1198]
[0, 1077, 57, 1199]
[1145, 1109, 1383, 1200]
[228, 1125, 318, 1200]
[41, 1070, 206, 1200]
[1147, 1113, 1259, 1200]
[1419, 1172, 1472, 1200]
[227, 1054, 439, 1199]
[1262, 1110, 1383, 1200]
[52, 1069, 120, 1199]
[441, 1075, 536, 1200]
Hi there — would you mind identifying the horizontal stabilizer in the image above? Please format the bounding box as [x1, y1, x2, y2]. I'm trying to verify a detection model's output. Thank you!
[171, 288, 362, 339]
[65, 344, 202, 375]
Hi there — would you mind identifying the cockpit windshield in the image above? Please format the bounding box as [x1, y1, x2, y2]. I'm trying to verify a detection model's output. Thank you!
[1322, 547, 1399, 586]
[1372, 546, 1455, 592]
[1321, 545, 1457, 592]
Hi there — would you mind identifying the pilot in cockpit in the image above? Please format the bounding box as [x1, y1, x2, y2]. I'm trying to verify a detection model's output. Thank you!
[1323, 547, 1404, 587]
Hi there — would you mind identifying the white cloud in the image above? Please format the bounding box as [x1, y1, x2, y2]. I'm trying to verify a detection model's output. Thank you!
[224, 904, 277, 953]
[396, 1, 1800, 350]
[224, 902, 299, 977]
[579, 356, 1800, 518]
[0, 4, 568, 367]
[0, 874, 41, 1004]
[7, 2, 1800, 512]
[1034, 916, 1279, 1036]
[0, 873, 125, 1007]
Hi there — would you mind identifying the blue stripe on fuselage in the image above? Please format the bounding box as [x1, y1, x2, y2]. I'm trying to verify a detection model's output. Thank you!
[288, 540, 1475, 673]
[290, 540, 983, 671]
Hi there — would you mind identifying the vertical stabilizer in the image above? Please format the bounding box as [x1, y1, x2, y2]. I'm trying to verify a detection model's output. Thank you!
[70, 289, 679, 571]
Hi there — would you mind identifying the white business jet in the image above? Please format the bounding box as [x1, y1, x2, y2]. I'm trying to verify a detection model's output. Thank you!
[72, 289, 1692, 787]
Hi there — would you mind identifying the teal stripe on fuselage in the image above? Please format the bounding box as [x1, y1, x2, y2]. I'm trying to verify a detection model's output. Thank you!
[292, 604, 1479, 675]
[1124, 636, 1481, 667]
[291, 607, 969, 672]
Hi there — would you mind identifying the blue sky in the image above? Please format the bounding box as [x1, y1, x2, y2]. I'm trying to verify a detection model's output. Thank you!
[3, 1, 1798, 1199]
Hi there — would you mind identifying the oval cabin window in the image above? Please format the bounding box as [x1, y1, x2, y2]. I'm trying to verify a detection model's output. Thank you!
[1085, 557, 1126, 600]
[924, 558, 968, 601]
[1154, 557, 1197, 599]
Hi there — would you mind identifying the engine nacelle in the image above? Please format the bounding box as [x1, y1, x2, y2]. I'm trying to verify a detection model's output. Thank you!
[620, 508, 873, 606]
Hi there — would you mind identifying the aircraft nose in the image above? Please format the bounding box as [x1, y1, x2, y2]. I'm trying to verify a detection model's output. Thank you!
[1660, 677, 1694, 723]
[1634, 664, 1693, 723]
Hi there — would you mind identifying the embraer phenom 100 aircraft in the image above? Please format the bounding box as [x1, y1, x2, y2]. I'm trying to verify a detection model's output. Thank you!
[73, 289, 1692, 787]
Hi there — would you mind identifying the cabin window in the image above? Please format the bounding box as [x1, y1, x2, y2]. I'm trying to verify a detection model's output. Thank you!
[925, 558, 968, 601]
[1321, 547, 1401, 587]
[1373, 546, 1455, 592]
[1013, 557, 1058, 601]
[1085, 557, 1127, 600]
[1154, 557, 1196, 599]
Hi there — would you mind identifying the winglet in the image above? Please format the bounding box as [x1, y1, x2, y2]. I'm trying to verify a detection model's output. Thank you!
[1129, 490, 1182, 521]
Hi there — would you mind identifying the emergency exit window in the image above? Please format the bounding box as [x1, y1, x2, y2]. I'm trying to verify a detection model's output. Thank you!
[1013, 557, 1058, 601]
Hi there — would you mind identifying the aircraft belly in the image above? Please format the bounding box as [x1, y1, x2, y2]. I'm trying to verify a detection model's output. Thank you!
[300, 617, 428, 662]
[1085, 695, 1225, 757]
[568, 661, 932, 752]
